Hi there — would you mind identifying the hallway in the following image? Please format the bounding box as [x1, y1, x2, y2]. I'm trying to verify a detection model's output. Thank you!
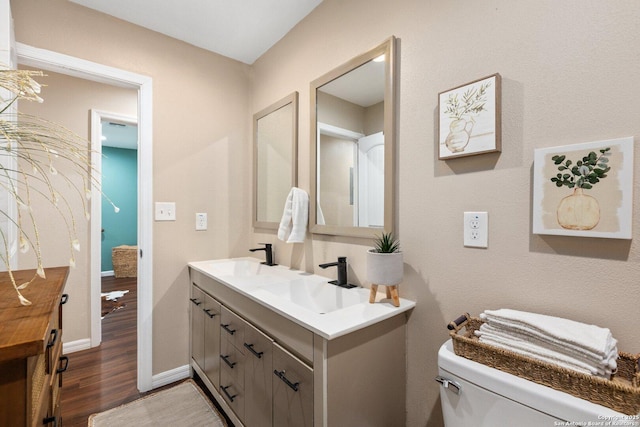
[61, 276, 139, 426]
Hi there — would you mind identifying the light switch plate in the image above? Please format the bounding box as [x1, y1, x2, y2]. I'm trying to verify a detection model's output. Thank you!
[464, 211, 488, 248]
[155, 202, 176, 221]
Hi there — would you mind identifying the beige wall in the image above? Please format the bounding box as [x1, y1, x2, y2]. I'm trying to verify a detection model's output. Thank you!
[11, 0, 640, 426]
[18, 69, 137, 342]
[12, 0, 252, 375]
[251, 1, 640, 426]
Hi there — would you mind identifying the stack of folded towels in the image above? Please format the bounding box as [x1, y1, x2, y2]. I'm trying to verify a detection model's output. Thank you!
[475, 308, 618, 379]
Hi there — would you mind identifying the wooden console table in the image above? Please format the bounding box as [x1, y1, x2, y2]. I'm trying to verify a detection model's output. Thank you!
[0, 267, 69, 426]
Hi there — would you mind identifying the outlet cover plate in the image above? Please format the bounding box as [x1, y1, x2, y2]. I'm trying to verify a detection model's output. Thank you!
[464, 211, 488, 248]
[196, 213, 207, 231]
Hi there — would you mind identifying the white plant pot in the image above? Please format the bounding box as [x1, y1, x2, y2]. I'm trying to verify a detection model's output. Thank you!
[366, 249, 403, 286]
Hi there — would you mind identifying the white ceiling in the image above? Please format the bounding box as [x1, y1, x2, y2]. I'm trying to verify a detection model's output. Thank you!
[69, 0, 323, 64]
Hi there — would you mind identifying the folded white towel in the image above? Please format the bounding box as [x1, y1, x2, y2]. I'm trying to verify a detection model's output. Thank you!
[480, 309, 616, 358]
[478, 323, 617, 370]
[277, 187, 309, 243]
[475, 327, 615, 377]
[477, 309, 618, 379]
[477, 334, 608, 377]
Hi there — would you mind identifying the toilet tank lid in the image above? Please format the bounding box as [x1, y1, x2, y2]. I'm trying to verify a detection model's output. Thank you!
[438, 339, 627, 421]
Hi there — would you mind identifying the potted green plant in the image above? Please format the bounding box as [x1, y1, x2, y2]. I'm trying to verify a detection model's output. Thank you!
[366, 232, 403, 286]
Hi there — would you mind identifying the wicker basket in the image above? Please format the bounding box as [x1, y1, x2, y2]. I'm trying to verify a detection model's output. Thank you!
[112, 245, 137, 278]
[448, 313, 640, 415]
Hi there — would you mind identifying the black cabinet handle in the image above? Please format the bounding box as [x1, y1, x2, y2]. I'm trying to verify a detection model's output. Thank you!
[203, 308, 216, 318]
[57, 356, 69, 374]
[220, 354, 236, 369]
[60, 294, 69, 305]
[274, 369, 299, 392]
[189, 298, 201, 306]
[47, 329, 58, 349]
[220, 385, 237, 402]
[221, 323, 236, 335]
[244, 343, 263, 359]
[42, 416, 58, 426]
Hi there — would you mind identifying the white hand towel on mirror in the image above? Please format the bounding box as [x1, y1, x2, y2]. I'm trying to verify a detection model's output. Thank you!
[277, 187, 309, 243]
[480, 308, 617, 358]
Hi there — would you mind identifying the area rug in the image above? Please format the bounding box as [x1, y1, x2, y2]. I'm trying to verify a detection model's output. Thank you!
[88, 380, 226, 427]
[101, 290, 129, 319]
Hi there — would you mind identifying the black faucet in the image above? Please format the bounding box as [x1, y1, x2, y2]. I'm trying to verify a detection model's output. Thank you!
[249, 243, 276, 266]
[319, 257, 357, 289]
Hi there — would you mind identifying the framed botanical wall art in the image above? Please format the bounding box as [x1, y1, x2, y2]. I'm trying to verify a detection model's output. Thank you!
[438, 73, 501, 159]
[532, 137, 634, 239]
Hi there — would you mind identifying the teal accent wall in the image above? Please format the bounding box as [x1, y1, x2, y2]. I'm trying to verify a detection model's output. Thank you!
[101, 146, 138, 272]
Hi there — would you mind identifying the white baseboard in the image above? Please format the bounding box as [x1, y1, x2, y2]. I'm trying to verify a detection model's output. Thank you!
[62, 339, 189, 390]
[63, 338, 91, 354]
[101, 270, 114, 277]
[152, 364, 191, 389]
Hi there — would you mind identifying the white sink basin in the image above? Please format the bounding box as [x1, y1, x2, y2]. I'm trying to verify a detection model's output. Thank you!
[261, 278, 369, 314]
[207, 259, 270, 277]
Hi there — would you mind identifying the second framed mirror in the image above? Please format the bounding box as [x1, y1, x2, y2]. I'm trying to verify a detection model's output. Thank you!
[253, 92, 298, 229]
[310, 37, 396, 238]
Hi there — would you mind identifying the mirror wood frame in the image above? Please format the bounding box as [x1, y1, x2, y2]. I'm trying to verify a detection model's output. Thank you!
[309, 36, 397, 238]
[252, 91, 299, 229]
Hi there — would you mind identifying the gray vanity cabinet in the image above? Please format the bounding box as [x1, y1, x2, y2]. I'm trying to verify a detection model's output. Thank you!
[272, 343, 313, 427]
[189, 267, 408, 427]
[191, 285, 221, 389]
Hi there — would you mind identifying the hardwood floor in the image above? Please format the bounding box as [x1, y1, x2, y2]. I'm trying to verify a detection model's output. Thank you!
[61, 276, 143, 426]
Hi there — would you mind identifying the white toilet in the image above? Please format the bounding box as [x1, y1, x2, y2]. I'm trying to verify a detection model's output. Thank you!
[437, 340, 638, 426]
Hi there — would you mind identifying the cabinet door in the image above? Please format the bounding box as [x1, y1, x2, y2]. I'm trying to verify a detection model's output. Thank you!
[190, 286, 205, 370]
[243, 324, 273, 427]
[272, 343, 313, 427]
[203, 293, 221, 389]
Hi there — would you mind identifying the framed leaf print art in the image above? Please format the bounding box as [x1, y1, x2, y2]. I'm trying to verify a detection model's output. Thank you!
[438, 73, 501, 159]
[532, 137, 634, 239]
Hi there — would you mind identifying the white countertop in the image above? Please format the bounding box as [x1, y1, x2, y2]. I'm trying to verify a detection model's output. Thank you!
[188, 257, 416, 340]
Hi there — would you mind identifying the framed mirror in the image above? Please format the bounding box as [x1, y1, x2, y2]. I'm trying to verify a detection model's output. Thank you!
[253, 92, 298, 229]
[310, 37, 396, 238]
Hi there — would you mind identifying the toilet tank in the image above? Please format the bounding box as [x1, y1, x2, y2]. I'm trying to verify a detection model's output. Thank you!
[437, 340, 638, 427]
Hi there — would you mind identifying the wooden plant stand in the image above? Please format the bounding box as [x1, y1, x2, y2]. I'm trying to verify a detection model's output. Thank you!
[369, 284, 400, 307]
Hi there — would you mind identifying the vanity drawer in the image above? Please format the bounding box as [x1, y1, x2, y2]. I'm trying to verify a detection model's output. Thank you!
[220, 338, 245, 387]
[220, 367, 245, 421]
[220, 306, 246, 351]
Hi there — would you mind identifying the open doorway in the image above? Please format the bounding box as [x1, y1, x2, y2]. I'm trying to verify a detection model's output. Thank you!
[17, 42, 154, 392]
[93, 112, 138, 331]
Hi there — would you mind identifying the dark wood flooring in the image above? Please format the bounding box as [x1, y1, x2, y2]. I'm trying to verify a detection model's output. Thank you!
[61, 276, 144, 426]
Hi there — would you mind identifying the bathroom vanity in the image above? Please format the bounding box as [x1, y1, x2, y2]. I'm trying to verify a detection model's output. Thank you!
[188, 257, 415, 427]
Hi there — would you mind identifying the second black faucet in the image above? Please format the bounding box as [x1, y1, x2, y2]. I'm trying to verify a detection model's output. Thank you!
[319, 257, 357, 289]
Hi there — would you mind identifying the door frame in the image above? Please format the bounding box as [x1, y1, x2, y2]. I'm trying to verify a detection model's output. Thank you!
[16, 42, 154, 392]
[90, 109, 138, 343]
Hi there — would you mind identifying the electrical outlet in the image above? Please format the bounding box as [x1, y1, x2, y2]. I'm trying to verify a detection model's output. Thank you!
[196, 213, 207, 231]
[464, 212, 488, 248]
